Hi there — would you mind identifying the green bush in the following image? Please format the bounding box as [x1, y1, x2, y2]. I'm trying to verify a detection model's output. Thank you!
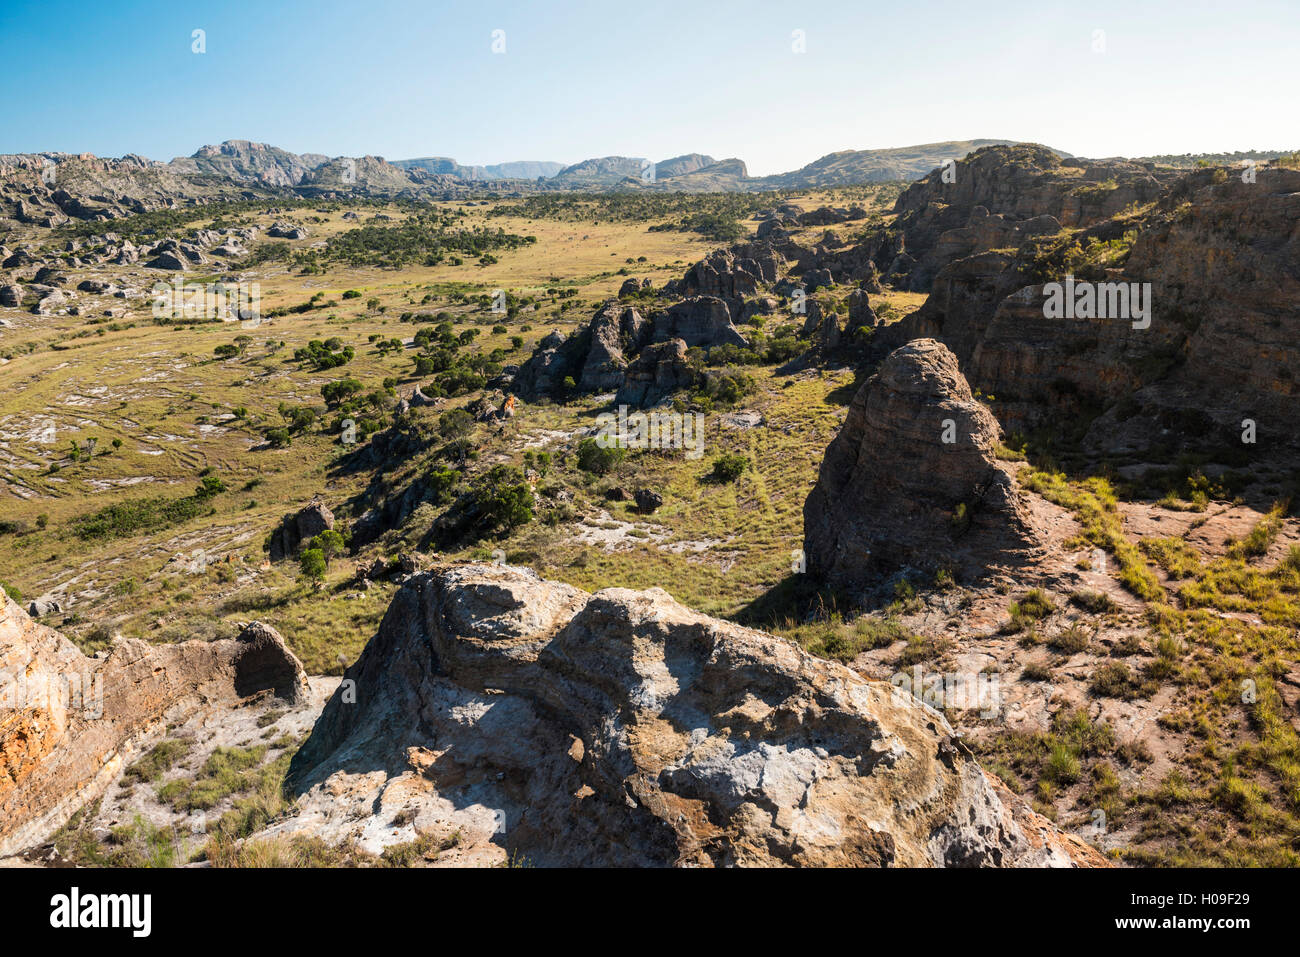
[299, 548, 327, 582]
[469, 465, 535, 533]
[710, 453, 749, 483]
[576, 437, 627, 475]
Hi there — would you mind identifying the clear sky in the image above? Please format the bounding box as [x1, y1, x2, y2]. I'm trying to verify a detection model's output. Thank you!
[3, 0, 1296, 175]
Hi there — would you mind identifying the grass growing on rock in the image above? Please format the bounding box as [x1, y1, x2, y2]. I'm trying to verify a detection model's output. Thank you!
[1022, 469, 1163, 600]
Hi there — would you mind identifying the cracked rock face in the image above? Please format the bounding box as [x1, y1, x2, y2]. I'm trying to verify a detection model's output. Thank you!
[0, 594, 308, 856]
[284, 563, 1101, 867]
[803, 339, 1042, 591]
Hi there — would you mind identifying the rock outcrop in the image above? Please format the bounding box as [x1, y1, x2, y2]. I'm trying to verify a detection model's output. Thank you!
[514, 297, 741, 406]
[869, 162, 1300, 457]
[804, 339, 1042, 590]
[578, 301, 648, 392]
[266, 500, 335, 561]
[283, 563, 1103, 867]
[672, 243, 782, 303]
[0, 595, 308, 855]
[614, 338, 694, 407]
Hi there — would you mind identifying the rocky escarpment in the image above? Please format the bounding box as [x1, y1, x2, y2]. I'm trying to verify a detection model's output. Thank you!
[804, 339, 1042, 592]
[282, 562, 1102, 867]
[871, 159, 1300, 458]
[0, 595, 308, 856]
[878, 144, 1175, 291]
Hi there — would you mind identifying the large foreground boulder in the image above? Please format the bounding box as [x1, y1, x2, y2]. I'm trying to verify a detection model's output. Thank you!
[0, 595, 308, 855]
[284, 563, 1102, 867]
[804, 339, 1042, 591]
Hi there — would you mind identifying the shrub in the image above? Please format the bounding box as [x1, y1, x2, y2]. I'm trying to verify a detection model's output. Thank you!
[322, 378, 364, 407]
[469, 465, 535, 533]
[195, 474, 227, 498]
[1044, 743, 1082, 784]
[710, 453, 749, 483]
[1005, 589, 1054, 631]
[1090, 662, 1156, 700]
[576, 437, 626, 475]
[438, 408, 474, 439]
[1048, 623, 1092, 654]
[299, 548, 327, 582]
[310, 529, 346, 562]
[1069, 589, 1118, 614]
[1021, 661, 1054, 682]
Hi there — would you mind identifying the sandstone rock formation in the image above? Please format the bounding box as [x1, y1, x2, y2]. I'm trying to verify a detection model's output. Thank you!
[672, 242, 782, 303]
[804, 339, 1042, 590]
[578, 301, 648, 391]
[283, 563, 1102, 867]
[868, 159, 1300, 457]
[514, 297, 741, 406]
[614, 338, 694, 407]
[652, 296, 747, 348]
[0, 595, 307, 855]
[881, 145, 1173, 291]
[266, 500, 335, 561]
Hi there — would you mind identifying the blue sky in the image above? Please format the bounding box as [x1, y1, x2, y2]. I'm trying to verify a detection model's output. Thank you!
[3, 0, 1296, 174]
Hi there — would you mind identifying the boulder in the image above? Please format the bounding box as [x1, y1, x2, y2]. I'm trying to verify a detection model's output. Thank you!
[846, 288, 878, 334]
[803, 339, 1042, 590]
[0, 285, 23, 307]
[282, 563, 1106, 867]
[652, 296, 747, 348]
[143, 251, 187, 271]
[76, 279, 116, 294]
[267, 500, 336, 561]
[677, 242, 782, 302]
[266, 221, 308, 240]
[633, 488, 663, 514]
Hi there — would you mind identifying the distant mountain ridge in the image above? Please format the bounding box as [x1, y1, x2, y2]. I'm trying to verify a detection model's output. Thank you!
[0, 138, 1076, 224]
[392, 157, 566, 180]
[161, 139, 1045, 192]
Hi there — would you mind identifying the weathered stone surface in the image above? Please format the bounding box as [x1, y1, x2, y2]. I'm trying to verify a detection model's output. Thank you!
[266, 221, 307, 239]
[283, 563, 1104, 867]
[882, 145, 1173, 290]
[0, 595, 307, 855]
[266, 500, 335, 561]
[846, 287, 878, 334]
[872, 164, 1300, 456]
[634, 488, 663, 513]
[143, 251, 187, 271]
[578, 301, 648, 392]
[652, 296, 747, 348]
[804, 339, 1042, 590]
[614, 338, 693, 408]
[676, 242, 782, 302]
